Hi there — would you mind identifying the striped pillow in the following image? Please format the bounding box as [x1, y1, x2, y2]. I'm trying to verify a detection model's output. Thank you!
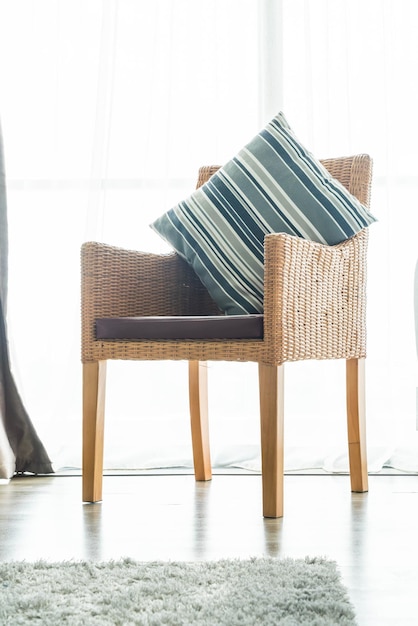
[151, 112, 376, 315]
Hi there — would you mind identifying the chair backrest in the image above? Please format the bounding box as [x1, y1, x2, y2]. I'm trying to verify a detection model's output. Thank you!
[320, 155, 373, 208]
[197, 154, 373, 208]
[192, 155, 373, 320]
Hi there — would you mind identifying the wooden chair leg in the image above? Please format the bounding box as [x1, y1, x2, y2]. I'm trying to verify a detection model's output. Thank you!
[259, 362, 284, 518]
[346, 358, 368, 492]
[82, 360, 107, 502]
[188, 361, 212, 481]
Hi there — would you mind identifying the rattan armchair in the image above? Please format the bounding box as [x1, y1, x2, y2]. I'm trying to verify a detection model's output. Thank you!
[81, 154, 372, 518]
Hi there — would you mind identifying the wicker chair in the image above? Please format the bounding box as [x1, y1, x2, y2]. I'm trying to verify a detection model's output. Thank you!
[81, 154, 372, 518]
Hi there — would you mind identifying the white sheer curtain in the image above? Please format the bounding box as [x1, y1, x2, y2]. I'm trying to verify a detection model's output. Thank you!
[0, 0, 417, 475]
[279, 0, 418, 472]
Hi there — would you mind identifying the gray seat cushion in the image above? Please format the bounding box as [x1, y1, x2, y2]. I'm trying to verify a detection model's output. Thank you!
[95, 314, 264, 340]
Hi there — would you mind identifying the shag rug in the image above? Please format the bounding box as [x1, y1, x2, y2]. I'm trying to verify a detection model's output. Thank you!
[0, 557, 357, 625]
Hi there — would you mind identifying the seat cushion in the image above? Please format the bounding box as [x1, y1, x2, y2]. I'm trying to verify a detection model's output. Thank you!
[95, 314, 264, 340]
[150, 111, 376, 315]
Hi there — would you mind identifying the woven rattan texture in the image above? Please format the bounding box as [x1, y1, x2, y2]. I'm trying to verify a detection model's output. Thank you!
[81, 155, 372, 365]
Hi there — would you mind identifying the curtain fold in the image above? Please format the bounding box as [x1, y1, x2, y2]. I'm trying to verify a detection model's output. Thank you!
[0, 122, 53, 479]
[415, 260, 418, 359]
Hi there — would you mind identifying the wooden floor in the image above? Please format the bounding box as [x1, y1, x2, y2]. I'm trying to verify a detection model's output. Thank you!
[1, 473, 417, 625]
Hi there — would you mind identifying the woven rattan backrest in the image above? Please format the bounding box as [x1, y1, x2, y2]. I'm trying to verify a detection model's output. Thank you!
[196, 155, 373, 209]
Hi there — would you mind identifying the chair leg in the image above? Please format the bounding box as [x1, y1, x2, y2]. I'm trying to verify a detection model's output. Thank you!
[259, 362, 284, 518]
[188, 361, 212, 481]
[346, 358, 368, 492]
[82, 360, 107, 502]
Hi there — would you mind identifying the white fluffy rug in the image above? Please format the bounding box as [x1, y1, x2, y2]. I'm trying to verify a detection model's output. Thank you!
[0, 557, 356, 625]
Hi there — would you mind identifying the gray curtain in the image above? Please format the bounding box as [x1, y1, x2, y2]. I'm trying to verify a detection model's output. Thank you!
[0, 121, 53, 478]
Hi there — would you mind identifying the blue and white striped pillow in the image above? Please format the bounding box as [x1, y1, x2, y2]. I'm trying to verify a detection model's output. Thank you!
[151, 112, 376, 315]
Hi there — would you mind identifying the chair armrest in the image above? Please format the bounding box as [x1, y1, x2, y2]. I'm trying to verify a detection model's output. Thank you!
[81, 242, 220, 361]
[263, 229, 368, 363]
